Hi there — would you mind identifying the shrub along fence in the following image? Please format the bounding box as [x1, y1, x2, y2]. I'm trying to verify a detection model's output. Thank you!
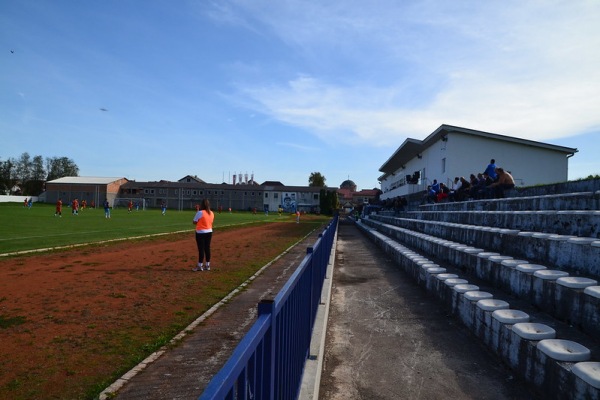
[200, 215, 339, 400]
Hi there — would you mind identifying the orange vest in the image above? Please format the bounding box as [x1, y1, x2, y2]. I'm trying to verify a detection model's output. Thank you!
[195, 210, 214, 231]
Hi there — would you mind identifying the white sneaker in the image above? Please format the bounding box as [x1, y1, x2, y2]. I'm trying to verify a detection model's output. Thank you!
[192, 265, 204, 271]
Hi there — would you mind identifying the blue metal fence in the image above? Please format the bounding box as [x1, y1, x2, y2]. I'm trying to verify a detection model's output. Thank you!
[199, 216, 338, 400]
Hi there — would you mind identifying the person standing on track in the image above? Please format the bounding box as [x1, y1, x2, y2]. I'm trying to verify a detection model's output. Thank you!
[192, 199, 214, 272]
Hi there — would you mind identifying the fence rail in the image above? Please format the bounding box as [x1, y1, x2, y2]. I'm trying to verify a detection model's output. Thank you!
[200, 215, 339, 400]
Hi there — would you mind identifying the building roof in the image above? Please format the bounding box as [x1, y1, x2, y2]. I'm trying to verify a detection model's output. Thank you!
[47, 176, 127, 185]
[379, 124, 578, 174]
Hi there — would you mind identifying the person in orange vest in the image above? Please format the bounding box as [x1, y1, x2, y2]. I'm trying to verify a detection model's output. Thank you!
[192, 199, 215, 271]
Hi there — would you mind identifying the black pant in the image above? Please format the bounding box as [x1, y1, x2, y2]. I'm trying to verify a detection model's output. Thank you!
[195, 232, 212, 263]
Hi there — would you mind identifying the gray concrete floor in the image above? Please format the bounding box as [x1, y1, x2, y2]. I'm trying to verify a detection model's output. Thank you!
[319, 219, 537, 400]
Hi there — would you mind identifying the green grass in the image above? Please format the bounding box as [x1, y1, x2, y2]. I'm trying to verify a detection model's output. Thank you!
[0, 202, 299, 255]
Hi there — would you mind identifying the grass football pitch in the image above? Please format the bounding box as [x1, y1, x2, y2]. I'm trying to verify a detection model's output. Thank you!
[0, 202, 305, 255]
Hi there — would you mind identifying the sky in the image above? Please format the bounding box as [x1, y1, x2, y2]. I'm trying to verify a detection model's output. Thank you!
[1, 1, 599, 190]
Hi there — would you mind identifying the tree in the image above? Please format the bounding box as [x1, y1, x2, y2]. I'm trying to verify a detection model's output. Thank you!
[308, 172, 326, 187]
[46, 156, 79, 181]
[0, 158, 16, 194]
[320, 188, 339, 215]
[15, 152, 32, 184]
[23, 155, 47, 195]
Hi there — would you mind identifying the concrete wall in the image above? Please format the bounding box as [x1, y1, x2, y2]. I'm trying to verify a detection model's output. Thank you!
[0, 195, 40, 203]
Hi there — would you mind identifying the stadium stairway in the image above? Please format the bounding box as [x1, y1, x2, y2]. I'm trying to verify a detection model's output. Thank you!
[357, 184, 600, 400]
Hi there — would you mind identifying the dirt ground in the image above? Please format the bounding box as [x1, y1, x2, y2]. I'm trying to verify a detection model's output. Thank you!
[0, 222, 313, 399]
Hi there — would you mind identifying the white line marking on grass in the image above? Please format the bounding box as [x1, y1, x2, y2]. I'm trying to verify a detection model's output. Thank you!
[0, 221, 288, 257]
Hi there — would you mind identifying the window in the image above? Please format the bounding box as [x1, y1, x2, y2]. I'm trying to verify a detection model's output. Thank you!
[265, 193, 269, 198]
[274, 193, 279, 199]
[442, 158, 446, 174]
[314, 194, 319, 200]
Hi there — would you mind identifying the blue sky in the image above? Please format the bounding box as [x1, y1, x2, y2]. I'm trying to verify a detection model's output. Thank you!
[1, 1, 599, 190]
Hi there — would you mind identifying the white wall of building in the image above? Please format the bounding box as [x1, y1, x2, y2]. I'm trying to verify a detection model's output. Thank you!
[380, 131, 572, 201]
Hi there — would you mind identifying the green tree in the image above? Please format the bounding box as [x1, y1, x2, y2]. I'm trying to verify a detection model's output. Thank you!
[16, 152, 32, 184]
[319, 188, 339, 215]
[46, 156, 79, 181]
[308, 172, 326, 187]
[0, 158, 16, 194]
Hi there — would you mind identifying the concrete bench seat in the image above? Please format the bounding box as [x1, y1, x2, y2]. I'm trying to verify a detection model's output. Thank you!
[572, 362, 600, 390]
[537, 339, 591, 362]
[371, 214, 600, 278]
[402, 209, 600, 238]
[417, 191, 599, 212]
[512, 322, 556, 340]
[492, 309, 530, 324]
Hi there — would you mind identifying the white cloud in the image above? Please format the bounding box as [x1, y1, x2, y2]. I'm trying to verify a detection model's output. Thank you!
[229, 1, 600, 145]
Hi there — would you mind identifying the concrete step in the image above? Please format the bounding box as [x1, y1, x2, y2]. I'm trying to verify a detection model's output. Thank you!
[369, 214, 600, 279]
[404, 210, 600, 238]
[360, 217, 600, 342]
[356, 220, 600, 399]
[415, 191, 600, 212]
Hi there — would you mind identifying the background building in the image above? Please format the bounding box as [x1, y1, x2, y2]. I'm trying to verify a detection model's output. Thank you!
[44, 177, 128, 207]
[379, 124, 578, 201]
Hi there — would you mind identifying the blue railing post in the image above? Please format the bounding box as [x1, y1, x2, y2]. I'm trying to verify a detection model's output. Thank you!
[257, 300, 276, 400]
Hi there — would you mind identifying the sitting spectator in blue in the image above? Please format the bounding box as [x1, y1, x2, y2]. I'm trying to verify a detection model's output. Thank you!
[488, 167, 515, 198]
[431, 179, 440, 193]
[483, 159, 498, 181]
[424, 185, 438, 203]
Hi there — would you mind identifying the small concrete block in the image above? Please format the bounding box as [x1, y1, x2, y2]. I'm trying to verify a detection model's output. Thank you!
[436, 273, 459, 281]
[584, 286, 600, 299]
[464, 291, 493, 301]
[416, 260, 434, 266]
[537, 339, 591, 362]
[556, 277, 598, 289]
[533, 269, 569, 280]
[501, 259, 529, 268]
[453, 284, 479, 293]
[488, 256, 513, 263]
[568, 237, 598, 245]
[477, 299, 510, 311]
[572, 362, 600, 389]
[463, 247, 485, 254]
[477, 252, 500, 259]
[517, 232, 535, 237]
[548, 234, 571, 241]
[516, 264, 547, 274]
[512, 323, 556, 340]
[492, 309, 530, 324]
[426, 267, 446, 274]
[532, 233, 552, 238]
[444, 278, 468, 287]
